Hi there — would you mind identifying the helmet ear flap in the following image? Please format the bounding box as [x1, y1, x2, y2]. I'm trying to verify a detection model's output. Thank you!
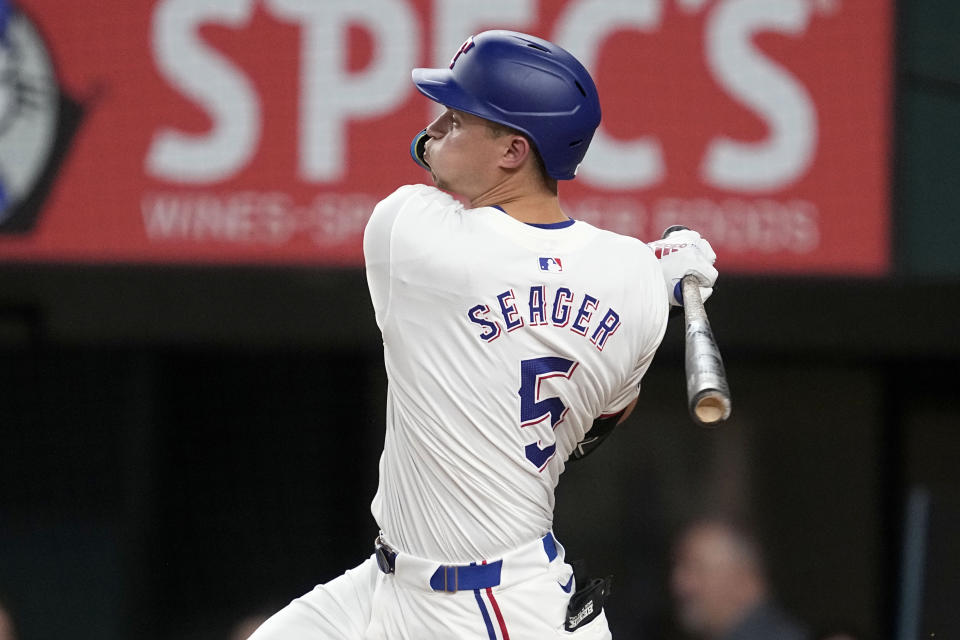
[410, 129, 430, 170]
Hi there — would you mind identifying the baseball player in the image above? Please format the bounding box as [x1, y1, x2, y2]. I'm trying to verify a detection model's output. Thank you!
[250, 30, 717, 640]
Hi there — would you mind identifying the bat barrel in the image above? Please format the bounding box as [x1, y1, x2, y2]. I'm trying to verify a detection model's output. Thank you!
[682, 276, 731, 426]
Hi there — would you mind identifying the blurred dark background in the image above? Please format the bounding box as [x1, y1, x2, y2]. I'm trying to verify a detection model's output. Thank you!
[2, 1, 960, 639]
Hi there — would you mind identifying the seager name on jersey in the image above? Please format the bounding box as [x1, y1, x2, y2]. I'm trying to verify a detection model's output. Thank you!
[467, 286, 621, 351]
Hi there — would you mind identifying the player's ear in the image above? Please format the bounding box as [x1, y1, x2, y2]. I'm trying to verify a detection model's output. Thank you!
[499, 135, 531, 171]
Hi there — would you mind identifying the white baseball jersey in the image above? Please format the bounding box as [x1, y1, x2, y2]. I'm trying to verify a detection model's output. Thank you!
[364, 184, 669, 563]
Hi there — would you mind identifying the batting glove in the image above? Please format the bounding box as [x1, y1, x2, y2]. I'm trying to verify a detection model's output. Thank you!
[648, 228, 718, 306]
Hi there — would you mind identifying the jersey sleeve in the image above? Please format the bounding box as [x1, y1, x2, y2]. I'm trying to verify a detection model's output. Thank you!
[363, 185, 419, 329]
[600, 245, 670, 415]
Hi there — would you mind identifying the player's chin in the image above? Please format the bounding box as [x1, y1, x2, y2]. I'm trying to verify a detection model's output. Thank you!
[430, 172, 449, 191]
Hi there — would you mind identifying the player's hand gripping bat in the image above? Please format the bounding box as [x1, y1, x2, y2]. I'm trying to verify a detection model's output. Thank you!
[661, 225, 731, 427]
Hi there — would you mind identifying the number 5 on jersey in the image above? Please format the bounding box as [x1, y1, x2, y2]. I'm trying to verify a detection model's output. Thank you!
[518, 357, 579, 471]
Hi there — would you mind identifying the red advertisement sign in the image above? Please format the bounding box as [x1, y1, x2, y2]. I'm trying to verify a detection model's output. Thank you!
[0, 0, 891, 274]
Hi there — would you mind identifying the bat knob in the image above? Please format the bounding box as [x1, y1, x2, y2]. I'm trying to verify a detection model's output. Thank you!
[661, 224, 688, 239]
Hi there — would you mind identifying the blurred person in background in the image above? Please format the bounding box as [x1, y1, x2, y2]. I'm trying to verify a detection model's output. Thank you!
[0, 599, 17, 640]
[670, 516, 808, 640]
[813, 626, 862, 640]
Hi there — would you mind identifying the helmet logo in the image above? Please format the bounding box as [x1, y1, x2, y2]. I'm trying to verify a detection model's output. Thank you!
[448, 36, 475, 70]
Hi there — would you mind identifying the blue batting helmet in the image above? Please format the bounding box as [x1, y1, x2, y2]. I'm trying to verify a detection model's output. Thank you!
[412, 30, 602, 180]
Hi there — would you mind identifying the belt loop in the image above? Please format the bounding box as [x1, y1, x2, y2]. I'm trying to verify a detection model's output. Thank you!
[444, 565, 458, 593]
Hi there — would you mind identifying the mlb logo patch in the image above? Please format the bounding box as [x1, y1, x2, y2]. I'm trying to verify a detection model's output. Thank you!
[539, 257, 563, 272]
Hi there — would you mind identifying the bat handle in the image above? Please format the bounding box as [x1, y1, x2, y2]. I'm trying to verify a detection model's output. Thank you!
[682, 275, 732, 426]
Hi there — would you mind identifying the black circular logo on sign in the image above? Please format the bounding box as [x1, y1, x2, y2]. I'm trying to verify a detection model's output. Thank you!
[0, 0, 83, 233]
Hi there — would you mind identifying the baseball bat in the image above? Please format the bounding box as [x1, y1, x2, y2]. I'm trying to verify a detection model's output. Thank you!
[662, 226, 732, 427]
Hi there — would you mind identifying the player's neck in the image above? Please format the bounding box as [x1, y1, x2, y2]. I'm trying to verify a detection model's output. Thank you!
[469, 181, 567, 225]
